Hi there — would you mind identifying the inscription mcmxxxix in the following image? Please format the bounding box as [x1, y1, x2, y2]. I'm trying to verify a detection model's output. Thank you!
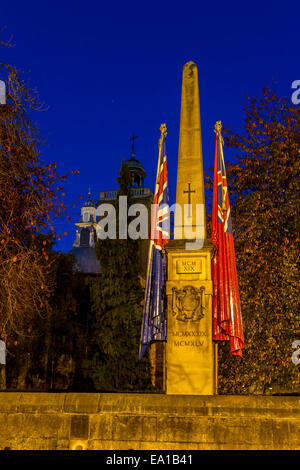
[172, 330, 207, 337]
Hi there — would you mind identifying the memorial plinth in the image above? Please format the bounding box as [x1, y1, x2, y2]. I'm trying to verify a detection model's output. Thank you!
[165, 240, 217, 395]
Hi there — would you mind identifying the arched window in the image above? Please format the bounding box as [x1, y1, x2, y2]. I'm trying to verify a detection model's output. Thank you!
[80, 228, 90, 246]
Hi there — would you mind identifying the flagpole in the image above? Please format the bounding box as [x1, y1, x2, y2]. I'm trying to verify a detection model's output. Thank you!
[145, 124, 166, 292]
[211, 120, 244, 357]
[139, 124, 167, 358]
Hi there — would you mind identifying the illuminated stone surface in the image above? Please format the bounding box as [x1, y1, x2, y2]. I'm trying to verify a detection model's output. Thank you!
[0, 393, 299, 450]
[165, 61, 215, 395]
[165, 240, 216, 395]
[174, 61, 206, 240]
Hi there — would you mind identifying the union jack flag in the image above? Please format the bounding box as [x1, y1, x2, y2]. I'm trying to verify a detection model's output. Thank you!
[210, 121, 244, 357]
[139, 124, 169, 360]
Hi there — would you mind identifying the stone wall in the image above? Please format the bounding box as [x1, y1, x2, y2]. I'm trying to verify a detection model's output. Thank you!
[0, 392, 299, 450]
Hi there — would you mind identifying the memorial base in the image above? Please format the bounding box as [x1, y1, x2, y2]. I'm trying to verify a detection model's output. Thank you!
[165, 239, 217, 395]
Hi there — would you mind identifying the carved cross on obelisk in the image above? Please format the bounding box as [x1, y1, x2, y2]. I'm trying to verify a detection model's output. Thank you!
[183, 183, 195, 217]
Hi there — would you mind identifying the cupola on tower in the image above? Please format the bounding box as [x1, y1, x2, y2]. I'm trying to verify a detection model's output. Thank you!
[71, 191, 101, 274]
[127, 137, 146, 188]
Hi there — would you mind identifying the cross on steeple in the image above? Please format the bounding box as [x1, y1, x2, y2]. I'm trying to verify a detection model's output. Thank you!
[130, 134, 138, 158]
[87, 187, 92, 202]
[183, 183, 195, 217]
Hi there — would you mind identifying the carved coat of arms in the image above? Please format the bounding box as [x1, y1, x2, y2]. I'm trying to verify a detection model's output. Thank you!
[172, 285, 205, 322]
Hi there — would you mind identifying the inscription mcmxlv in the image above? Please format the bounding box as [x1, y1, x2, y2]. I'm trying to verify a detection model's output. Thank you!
[174, 339, 204, 347]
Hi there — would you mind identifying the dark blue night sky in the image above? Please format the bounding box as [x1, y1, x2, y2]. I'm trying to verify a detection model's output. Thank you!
[1, 1, 298, 251]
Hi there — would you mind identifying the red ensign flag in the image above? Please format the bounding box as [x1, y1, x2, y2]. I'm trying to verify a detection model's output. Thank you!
[210, 121, 244, 357]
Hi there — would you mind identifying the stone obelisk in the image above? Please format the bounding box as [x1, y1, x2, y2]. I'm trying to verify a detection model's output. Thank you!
[174, 61, 206, 241]
[165, 61, 217, 395]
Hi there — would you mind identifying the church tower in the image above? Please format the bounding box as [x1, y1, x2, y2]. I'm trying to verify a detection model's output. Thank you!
[71, 191, 101, 274]
[73, 191, 97, 249]
[71, 140, 153, 275]
[127, 138, 146, 188]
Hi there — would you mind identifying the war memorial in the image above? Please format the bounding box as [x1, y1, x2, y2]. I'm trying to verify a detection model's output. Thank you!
[0, 62, 298, 451]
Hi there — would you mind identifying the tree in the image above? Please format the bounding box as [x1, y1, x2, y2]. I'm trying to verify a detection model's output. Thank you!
[0, 55, 76, 342]
[216, 87, 299, 394]
[89, 161, 152, 391]
[5, 241, 95, 391]
[27, 250, 93, 391]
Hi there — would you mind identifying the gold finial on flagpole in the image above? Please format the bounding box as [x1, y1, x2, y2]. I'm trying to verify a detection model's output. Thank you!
[160, 123, 167, 137]
[214, 121, 226, 210]
[214, 120, 222, 135]
[158, 123, 167, 150]
[214, 120, 224, 145]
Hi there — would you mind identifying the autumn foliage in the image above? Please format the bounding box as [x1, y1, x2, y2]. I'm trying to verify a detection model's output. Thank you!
[216, 88, 299, 394]
[0, 61, 74, 340]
